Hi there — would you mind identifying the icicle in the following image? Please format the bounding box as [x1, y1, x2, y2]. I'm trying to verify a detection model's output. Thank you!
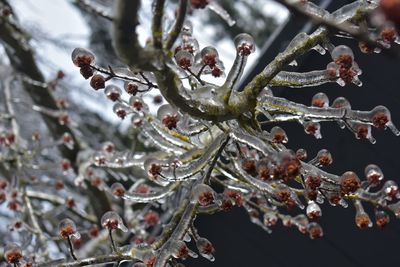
[347, 121, 376, 144]
[91, 151, 146, 168]
[302, 1, 330, 19]
[347, 105, 399, 136]
[175, 118, 208, 136]
[312, 44, 326, 55]
[232, 159, 276, 195]
[104, 85, 122, 101]
[354, 200, 373, 229]
[157, 134, 228, 181]
[122, 183, 178, 203]
[191, 184, 219, 206]
[388, 202, 400, 218]
[286, 32, 310, 52]
[306, 201, 322, 219]
[303, 121, 322, 139]
[175, 50, 195, 70]
[207, 1, 236, 26]
[302, 163, 341, 185]
[61, 133, 74, 150]
[312, 92, 329, 108]
[292, 214, 309, 234]
[224, 33, 255, 90]
[331, 0, 378, 24]
[264, 212, 278, 227]
[270, 126, 288, 144]
[147, 120, 194, 150]
[230, 131, 275, 156]
[331, 97, 351, 129]
[196, 237, 215, 261]
[364, 164, 384, 186]
[181, 20, 194, 37]
[141, 128, 186, 155]
[307, 222, 324, 239]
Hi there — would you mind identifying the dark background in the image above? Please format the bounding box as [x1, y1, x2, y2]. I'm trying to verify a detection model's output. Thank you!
[188, 1, 400, 266]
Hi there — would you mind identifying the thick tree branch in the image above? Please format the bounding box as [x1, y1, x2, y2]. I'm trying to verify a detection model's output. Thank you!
[152, 0, 166, 49]
[113, 0, 160, 71]
[154, 66, 231, 121]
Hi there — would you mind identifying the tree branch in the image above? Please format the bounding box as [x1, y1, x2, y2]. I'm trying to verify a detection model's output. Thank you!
[277, 0, 400, 55]
[152, 0, 166, 49]
[75, 0, 113, 21]
[113, 0, 160, 71]
[57, 254, 133, 267]
[234, 27, 328, 114]
[165, 0, 188, 50]
[26, 191, 97, 223]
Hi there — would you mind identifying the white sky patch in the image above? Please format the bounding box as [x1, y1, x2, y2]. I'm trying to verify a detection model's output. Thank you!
[11, 0, 90, 76]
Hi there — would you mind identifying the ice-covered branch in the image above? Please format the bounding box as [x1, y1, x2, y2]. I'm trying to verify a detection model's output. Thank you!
[235, 28, 328, 113]
[26, 191, 97, 223]
[236, 0, 380, 116]
[153, 200, 197, 266]
[258, 95, 399, 140]
[58, 254, 133, 267]
[269, 70, 333, 88]
[277, 0, 395, 53]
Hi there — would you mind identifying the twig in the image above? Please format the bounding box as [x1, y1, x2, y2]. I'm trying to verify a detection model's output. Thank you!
[108, 229, 117, 252]
[67, 236, 78, 261]
[57, 254, 133, 267]
[186, 67, 205, 86]
[26, 191, 97, 223]
[204, 136, 230, 184]
[75, 0, 113, 21]
[113, 0, 159, 71]
[153, 202, 198, 266]
[23, 190, 49, 256]
[152, 0, 166, 49]
[165, 0, 188, 50]
[90, 65, 158, 88]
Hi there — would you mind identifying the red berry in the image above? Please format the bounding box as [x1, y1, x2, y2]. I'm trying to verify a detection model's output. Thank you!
[90, 74, 105, 90]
